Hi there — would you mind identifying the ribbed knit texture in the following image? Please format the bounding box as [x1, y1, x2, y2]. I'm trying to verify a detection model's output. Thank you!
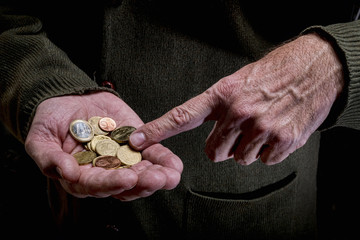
[1, 2, 360, 238]
[184, 173, 297, 239]
[304, 20, 360, 130]
[0, 10, 116, 142]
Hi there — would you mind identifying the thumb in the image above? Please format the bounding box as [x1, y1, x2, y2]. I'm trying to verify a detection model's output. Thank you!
[129, 90, 216, 150]
[48, 150, 81, 183]
[25, 141, 80, 182]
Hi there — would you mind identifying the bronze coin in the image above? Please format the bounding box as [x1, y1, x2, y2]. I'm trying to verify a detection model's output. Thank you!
[88, 116, 108, 135]
[93, 156, 122, 169]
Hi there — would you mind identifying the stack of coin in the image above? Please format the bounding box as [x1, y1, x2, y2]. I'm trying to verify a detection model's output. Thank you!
[69, 116, 142, 170]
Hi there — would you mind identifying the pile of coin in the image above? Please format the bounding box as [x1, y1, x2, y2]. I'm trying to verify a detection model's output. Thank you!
[69, 116, 142, 170]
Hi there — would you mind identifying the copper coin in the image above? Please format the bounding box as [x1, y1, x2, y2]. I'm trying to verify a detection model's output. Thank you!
[93, 156, 122, 169]
[98, 117, 117, 132]
[88, 116, 108, 135]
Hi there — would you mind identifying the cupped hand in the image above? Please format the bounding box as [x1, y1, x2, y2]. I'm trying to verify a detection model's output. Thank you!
[130, 33, 344, 165]
[25, 91, 183, 201]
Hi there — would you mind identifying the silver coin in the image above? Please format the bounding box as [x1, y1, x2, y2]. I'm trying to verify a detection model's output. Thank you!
[69, 120, 94, 142]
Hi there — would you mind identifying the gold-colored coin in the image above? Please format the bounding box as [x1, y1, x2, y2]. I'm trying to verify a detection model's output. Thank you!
[90, 135, 111, 152]
[99, 117, 117, 132]
[116, 145, 142, 166]
[86, 141, 93, 151]
[69, 120, 94, 143]
[115, 165, 131, 169]
[111, 126, 137, 143]
[88, 116, 108, 135]
[73, 151, 97, 165]
[93, 156, 122, 169]
[95, 139, 120, 156]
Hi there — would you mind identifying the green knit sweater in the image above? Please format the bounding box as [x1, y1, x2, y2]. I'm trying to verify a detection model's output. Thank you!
[1, 1, 360, 239]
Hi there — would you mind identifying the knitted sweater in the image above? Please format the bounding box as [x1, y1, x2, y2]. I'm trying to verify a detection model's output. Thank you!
[1, 1, 360, 239]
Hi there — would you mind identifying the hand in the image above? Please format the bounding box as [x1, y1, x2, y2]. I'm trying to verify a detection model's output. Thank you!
[25, 92, 183, 201]
[129, 33, 344, 165]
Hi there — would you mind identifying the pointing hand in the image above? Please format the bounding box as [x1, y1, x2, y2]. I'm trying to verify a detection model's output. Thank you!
[130, 34, 344, 165]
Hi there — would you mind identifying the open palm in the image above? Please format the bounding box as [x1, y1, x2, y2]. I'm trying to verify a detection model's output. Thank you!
[25, 92, 183, 201]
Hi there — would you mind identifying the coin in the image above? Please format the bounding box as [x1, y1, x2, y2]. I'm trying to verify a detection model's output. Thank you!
[111, 126, 137, 143]
[85, 141, 92, 151]
[69, 120, 94, 142]
[99, 117, 117, 132]
[116, 145, 142, 166]
[90, 135, 111, 152]
[70, 117, 142, 169]
[93, 156, 122, 169]
[73, 151, 97, 165]
[95, 139, 120, 156]
[88, 116, 108, 135]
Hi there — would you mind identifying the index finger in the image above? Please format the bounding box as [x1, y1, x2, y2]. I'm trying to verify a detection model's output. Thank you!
[129, 90, 216, 150]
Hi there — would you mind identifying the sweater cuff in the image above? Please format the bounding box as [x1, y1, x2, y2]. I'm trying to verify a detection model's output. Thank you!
[302, 21, 360, 130]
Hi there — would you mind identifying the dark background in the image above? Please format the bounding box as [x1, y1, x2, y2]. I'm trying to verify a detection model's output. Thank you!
[0, 123, 57, 238]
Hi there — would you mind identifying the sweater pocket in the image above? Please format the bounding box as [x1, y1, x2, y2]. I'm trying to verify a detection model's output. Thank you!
[183, 172, 297, 240]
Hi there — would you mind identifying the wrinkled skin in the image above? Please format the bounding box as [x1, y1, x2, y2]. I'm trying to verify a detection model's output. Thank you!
[25, 92, 183, 201]
[130, 33, 344, 165]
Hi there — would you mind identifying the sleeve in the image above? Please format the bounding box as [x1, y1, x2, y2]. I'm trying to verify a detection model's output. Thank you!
[0, 3, 118, 142]
[303, 20, 360, 131]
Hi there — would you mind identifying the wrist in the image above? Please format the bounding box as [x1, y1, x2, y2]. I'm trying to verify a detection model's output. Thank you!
[300, 33, 344, 97]
[298, 33, 346, 129]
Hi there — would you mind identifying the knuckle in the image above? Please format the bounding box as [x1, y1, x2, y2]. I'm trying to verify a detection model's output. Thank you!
[237, 159, 252, 166]
[271, 130, 295, 147]
[144, 121, 163, 139]
[168, 106, 193, 128]
[263, 156, 283, 165]
[254, 118, 272, 135]
[205, 144, 226, 163]
[296, 137, 308, 149]
[140, 119, 169, 144]
[205, 149, 222, 163]
[215, 76, 237, 100]
[161, 168, 181, 190]
[163, 151, 184, 173]
[261, 150, 289, 166]
[231, 106, 252, 120]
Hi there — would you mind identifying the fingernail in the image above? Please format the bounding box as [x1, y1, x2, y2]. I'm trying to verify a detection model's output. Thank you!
[130, 132, 145, 148]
